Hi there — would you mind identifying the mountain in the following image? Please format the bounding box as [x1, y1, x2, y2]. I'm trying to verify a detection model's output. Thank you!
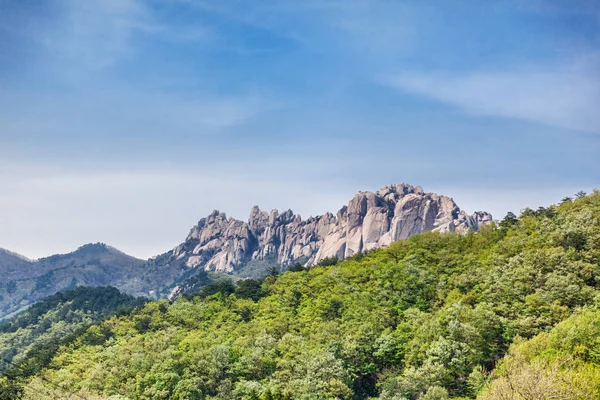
[149, 184, 491, 296]
[0, 244, 145, 320]
[5, 191, 598, 400]
[0, 184, 492, 316]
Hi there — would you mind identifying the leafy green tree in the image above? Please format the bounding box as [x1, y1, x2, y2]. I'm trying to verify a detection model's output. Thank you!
[198, 278, 236, 298]
[499, 212, 518, 230]
[285, 263, 305, 273]
[520, 207, 536, 218]
[316, 256, 339, 267]
[0, 377, 23, 400]
[236, 279, 265, 301]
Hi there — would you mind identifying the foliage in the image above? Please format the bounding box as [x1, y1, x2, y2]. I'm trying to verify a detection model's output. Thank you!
[6, 191, 600, 399]
[195, 278, 236, 299]
[286, 263, 307, 273]
[478, 309, 600, 399]
[315, 256, 339, 267]
[0, 286, 145, 399]
[235, 279, 267, 302]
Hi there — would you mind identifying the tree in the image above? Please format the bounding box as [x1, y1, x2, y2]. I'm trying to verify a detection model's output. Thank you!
[9, 191, 600, 400]
[235, 279, 264, 302]
[499, 212, 518, 230]
[273, 349, 352, 399]
[321, 298, 344, 320]
[520, 208, 536, 218]
[575, 190, 587, 199]
[536, 206, 555, 218]
[316, 256, 339, 267]
[199, 279, 236, 298]
[479, 356, 600, 400]
[0, 377, 23, 400]
[286, 263, 305, 273]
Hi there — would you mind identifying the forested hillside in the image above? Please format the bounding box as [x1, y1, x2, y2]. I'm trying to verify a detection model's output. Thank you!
[0, 286, 146, 397]
[3, 191, 600, 400]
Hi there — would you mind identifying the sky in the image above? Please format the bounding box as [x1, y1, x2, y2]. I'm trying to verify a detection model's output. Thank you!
[0, 0, 599, 259]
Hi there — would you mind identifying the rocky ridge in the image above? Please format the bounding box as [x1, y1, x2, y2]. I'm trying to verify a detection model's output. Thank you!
[167, 184, 492, 274]
[0, 184, 493, 316]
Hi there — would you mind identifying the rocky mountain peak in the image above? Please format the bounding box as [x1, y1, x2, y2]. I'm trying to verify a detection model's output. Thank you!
[168, 184, 492, 274]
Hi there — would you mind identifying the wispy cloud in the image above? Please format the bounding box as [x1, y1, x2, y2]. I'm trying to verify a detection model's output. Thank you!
[0, 88, 274, 143]
[167, 0, 418, 58]
[43, 0, 158, 69]
[386, 59, 600, 132]
[44, 0, 212, 71]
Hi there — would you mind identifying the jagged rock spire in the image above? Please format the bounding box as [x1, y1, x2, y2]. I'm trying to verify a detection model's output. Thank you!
[169, 184, 492, 273]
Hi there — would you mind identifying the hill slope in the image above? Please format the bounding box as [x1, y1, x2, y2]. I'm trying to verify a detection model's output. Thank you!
[8, 191, 598, 400]
[0, 244, 145, 320]
[0, 286, 146, 373]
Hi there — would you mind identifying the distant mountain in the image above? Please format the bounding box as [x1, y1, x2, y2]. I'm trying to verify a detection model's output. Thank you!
[0, 183, 493, 317]
[0, 243, 145, 319]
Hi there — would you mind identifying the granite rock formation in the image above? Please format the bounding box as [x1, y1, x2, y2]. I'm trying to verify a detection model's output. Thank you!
[167, 184, 492, 274]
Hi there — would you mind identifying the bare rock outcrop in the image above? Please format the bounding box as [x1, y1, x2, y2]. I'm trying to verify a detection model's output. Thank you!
[167, 184, 492, 274]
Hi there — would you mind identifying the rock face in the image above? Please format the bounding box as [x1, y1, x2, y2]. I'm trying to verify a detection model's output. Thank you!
[167, 184, 492, 274]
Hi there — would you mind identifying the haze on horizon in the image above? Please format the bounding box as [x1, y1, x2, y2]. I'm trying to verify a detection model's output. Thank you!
[0, 0, 598, 259]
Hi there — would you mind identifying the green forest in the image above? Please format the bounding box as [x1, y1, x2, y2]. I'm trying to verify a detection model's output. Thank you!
[0, 286, 145, 398]
[2, 191, 600, 399]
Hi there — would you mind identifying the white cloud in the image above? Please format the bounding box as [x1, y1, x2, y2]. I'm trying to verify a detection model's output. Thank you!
[45, 0, 158, 69]
[0, 87, 274, 142]
[386, 60, 600, 132]
[43, 0, 212, 71]
[168, 0, 418, 57]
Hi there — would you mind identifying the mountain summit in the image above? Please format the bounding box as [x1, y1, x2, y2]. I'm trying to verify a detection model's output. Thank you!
[0, 243, 145, 319]
[159, 184, 492, 276]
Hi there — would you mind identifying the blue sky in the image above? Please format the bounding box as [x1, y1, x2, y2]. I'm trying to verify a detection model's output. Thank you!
[0, 0, 599, 258]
